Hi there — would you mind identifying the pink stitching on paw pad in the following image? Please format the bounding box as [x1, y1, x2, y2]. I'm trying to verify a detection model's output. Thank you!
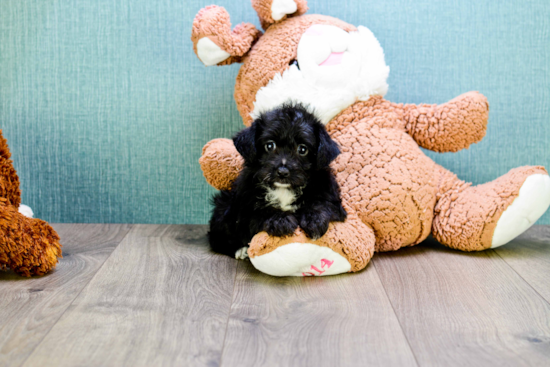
[302, 258, 334, 276]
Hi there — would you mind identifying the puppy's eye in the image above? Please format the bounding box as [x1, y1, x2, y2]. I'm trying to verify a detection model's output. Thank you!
[265, 141, 276, 152]
[297, 144, 308, 156]
[289, 59, 300, 70]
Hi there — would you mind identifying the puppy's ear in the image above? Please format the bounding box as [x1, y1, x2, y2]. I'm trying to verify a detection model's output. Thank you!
[316, 127, 340, 168]
[233, 123, 258, 162]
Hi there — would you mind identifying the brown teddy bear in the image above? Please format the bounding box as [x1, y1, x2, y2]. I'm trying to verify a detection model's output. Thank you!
[0, 130, 62, 277]
[192, 0, 550, 276]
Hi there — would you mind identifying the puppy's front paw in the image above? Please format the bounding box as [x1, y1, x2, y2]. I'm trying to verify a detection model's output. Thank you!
[235, 247, 249, 260]
[264, 214, 298, 237]
[300, 212, 329, 240]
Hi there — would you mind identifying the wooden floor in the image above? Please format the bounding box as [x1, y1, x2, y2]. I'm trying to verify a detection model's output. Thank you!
[1, 225, 550, 367]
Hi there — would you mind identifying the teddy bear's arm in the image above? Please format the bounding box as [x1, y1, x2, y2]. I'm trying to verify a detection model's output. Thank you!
[0, 130, 22, 208]
[199, 138, 244, 191]
[396, 91, 489, 153]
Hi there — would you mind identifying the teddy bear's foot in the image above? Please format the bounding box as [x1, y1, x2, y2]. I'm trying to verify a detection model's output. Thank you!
[7, 220, 62, 277]
[492, 173, 550, 248]
[248, 216, 375, 277]
[433, 166, 550, 251]
[250, 241, 351, 277]
[1, 203, 62, 276]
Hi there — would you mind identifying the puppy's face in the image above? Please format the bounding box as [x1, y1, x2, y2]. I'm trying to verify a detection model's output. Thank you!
[233, 104, 340, 190]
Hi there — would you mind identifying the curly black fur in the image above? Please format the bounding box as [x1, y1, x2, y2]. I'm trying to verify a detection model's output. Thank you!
[208, 104, 347, 258]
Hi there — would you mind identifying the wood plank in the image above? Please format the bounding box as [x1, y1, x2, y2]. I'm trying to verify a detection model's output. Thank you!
[22, 225, 237, 367]
[494, 226, 550, 303]
[220, 260, 418, 367]
[373, 235, 550, 366]
[0, 224, 132, 367]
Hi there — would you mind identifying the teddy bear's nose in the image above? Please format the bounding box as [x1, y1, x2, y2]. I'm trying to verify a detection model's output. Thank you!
[277, 166, 290, 178]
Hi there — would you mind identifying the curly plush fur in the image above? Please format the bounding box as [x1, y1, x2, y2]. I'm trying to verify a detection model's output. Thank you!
[193, 0, 550, 276]
[0, 130, 62, 277]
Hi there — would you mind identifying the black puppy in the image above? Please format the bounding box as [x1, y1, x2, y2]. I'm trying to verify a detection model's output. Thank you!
[208, 104, 347, 259]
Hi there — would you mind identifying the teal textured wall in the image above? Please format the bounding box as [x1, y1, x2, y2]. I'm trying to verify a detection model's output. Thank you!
[0, 0, 549, 224]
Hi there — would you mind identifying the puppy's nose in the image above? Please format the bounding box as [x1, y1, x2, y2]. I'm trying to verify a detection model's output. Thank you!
[277, 166, 290, 178]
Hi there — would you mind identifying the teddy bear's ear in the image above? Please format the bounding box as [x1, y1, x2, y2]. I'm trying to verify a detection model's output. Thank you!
[252, 0, 308, 30]
[191, 6, 262, 66]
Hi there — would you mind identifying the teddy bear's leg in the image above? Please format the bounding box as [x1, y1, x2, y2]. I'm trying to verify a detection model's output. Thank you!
[432, 166, 550, 251]
[0, 201, 62, 276]
[247, 213, 375, 276]
[199, 138, 243, 191]
[396, 91, 489, 153]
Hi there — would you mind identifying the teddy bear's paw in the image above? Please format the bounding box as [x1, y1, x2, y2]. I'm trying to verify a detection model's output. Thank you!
[492, 174, 550, 248]
[235, 247, 250, 260]
[249, 242, 351, 277]
[18, 204, 34, 218]
[196, 38, 231, 67]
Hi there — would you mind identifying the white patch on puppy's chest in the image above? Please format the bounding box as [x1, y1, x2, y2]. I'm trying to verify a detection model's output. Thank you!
[265, 187, 298, 212]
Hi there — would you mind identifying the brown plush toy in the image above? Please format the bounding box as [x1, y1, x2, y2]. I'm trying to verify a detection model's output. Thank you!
[0, 130, 62, 277]
[193, 0, 550, 276]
